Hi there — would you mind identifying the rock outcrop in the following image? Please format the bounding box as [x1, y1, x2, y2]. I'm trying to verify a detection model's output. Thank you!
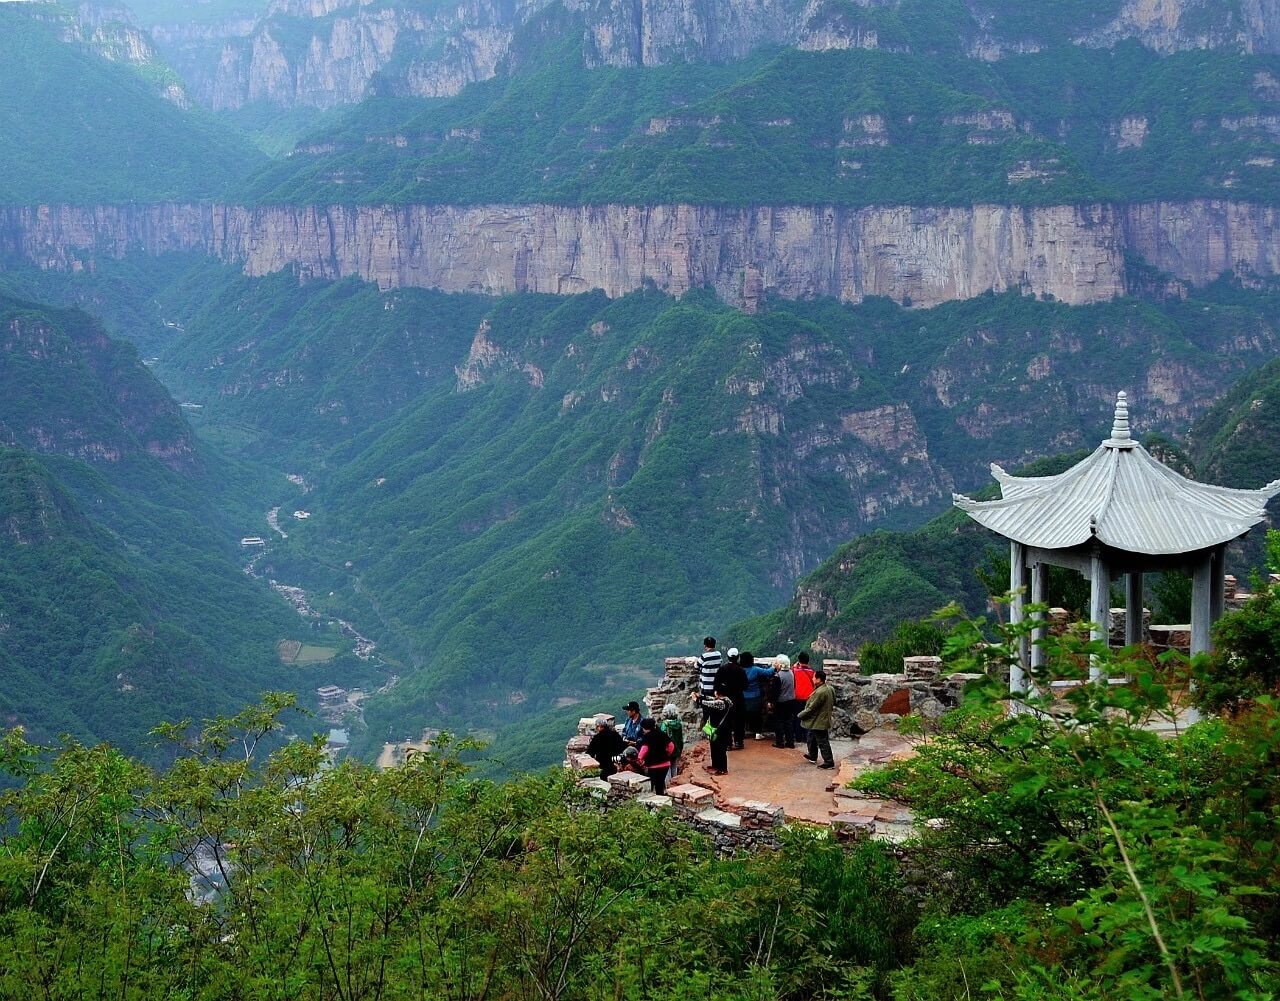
[3, 200, 1280, 309]
[1079, 0, 1280, 54]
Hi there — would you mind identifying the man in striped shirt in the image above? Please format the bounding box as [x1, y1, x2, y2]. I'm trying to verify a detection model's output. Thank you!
[697, 636, 724, 708]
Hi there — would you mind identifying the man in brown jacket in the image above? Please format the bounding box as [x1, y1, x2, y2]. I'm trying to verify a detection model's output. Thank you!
[798, 670, 836, 769]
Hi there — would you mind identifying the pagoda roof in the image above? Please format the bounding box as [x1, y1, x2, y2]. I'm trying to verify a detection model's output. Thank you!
[953, 392, 1280, 556]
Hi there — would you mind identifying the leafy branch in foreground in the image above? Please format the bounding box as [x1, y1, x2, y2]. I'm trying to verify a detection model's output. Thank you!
[857, 600, 1280, 1000]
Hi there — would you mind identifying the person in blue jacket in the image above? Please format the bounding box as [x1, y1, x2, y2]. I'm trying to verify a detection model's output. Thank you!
[740, 651, 776, 740]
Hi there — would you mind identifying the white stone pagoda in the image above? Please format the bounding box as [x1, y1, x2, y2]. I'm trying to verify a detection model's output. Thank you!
[954, 392, 1280, 691]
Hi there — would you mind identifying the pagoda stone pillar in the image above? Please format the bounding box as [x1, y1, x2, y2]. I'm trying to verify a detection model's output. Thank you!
[1210, 545, 1226, 625]
[1191, 553, 1213, 656]
[1125, 572, 1144, 647]
[1089, 550, 1109, 683]
[1009, 541, 1027, 694]
[1030, 561, 1048, 692]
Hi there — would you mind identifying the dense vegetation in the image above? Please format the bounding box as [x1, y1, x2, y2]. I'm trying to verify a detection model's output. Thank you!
[733, 397, 1280, 668]
[0, 294, 341, 755]
[0, 6, 263, 203]
[244, 41, 1280, 206]
[1, 579, 1278, 999]
[7, 255, 1279, 762]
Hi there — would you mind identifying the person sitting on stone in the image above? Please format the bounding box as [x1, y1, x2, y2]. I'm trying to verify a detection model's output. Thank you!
[586, 718, 624, 779]
[620, 701, 644, 747]
[636, 717, 676, 795]
[620, 745, 641, 773]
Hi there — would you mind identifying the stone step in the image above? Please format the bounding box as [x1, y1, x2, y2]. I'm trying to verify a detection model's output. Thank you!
[695, 807, 742, 828]
[667, 783, 715, 808]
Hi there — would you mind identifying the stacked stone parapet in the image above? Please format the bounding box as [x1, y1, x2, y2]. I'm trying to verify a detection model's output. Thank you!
[1148, 624, 1192, 655]
[617, 653, 991, 746]
[645, 657, 702, 732]
[572, 778, 787, 854]
[1107, 607, 1153, 647]
[607, 771, 652, 803]
[833, 660, 981, 737]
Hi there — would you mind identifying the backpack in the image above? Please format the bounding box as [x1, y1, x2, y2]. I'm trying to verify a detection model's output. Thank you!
[793, 667, 815, 700]
[661, 718, 684, 757]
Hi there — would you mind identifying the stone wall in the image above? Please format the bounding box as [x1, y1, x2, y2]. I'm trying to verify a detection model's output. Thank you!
[634, 654, 983, 741]
[574, 772, 789, 854]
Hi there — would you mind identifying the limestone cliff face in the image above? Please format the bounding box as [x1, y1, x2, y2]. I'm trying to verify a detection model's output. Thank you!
[27, 2, 194, 106]
[576, 0, 797, 67]
[1121, 201, 1280, 285]
[1080, 0, 1280, 54]
[209, 202, 1128, 308]
[155, 0, 518, 110]
[3, 200, 1280, 309]
[147, 0, 1280, 112]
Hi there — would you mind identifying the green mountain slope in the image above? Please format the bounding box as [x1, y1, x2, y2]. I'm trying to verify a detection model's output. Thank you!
[147, 279, 1276, 750]
[10, 258, 1279, 757]
[0, 294, 326, 754]
[245, 42, 1280, 206]
[0, 5, 264, 203]
[0, 292, 197, 473]
[736, 340, 1280, 665]
[1189, 358, 1280, 491]
[152, 266, 491, 461]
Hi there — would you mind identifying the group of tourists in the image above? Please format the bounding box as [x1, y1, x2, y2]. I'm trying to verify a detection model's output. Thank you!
[586, 700, 685, 794]
[692, 637, 846, 776]
[585, 636, 854, 795]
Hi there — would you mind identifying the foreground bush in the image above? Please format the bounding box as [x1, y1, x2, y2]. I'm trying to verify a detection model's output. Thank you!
[3, 584, 1280, 999]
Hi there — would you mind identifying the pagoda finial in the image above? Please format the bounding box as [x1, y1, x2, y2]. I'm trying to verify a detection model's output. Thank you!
[1105, 391, 1135, 449]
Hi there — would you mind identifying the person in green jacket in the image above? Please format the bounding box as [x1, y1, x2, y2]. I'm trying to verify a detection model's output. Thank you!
[798, 670, 836, 769]
[660, 703, 685, 782]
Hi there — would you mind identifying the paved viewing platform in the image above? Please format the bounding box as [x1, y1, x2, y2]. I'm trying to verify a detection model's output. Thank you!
[681, 729, 917, 838]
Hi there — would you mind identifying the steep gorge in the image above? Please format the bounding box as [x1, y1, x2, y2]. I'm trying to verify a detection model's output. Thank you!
[4, 199, 1280, 309]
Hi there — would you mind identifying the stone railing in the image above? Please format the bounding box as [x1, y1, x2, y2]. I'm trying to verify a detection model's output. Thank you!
[635, 653, 982, 740]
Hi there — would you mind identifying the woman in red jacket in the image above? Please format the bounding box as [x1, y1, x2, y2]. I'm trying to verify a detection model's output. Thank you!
[636, 718, 676, 795]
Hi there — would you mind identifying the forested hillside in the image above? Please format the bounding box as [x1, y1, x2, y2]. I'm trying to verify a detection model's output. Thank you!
[9, 259, 1249, 752]
[245, 42, 1280, 206]
[1, 0, 1280, 768]
[0, 5, 262, 203]
[5, 249, 1280, 754]
[736, 377, 1280, 668]
[0, 294, 323, 754]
